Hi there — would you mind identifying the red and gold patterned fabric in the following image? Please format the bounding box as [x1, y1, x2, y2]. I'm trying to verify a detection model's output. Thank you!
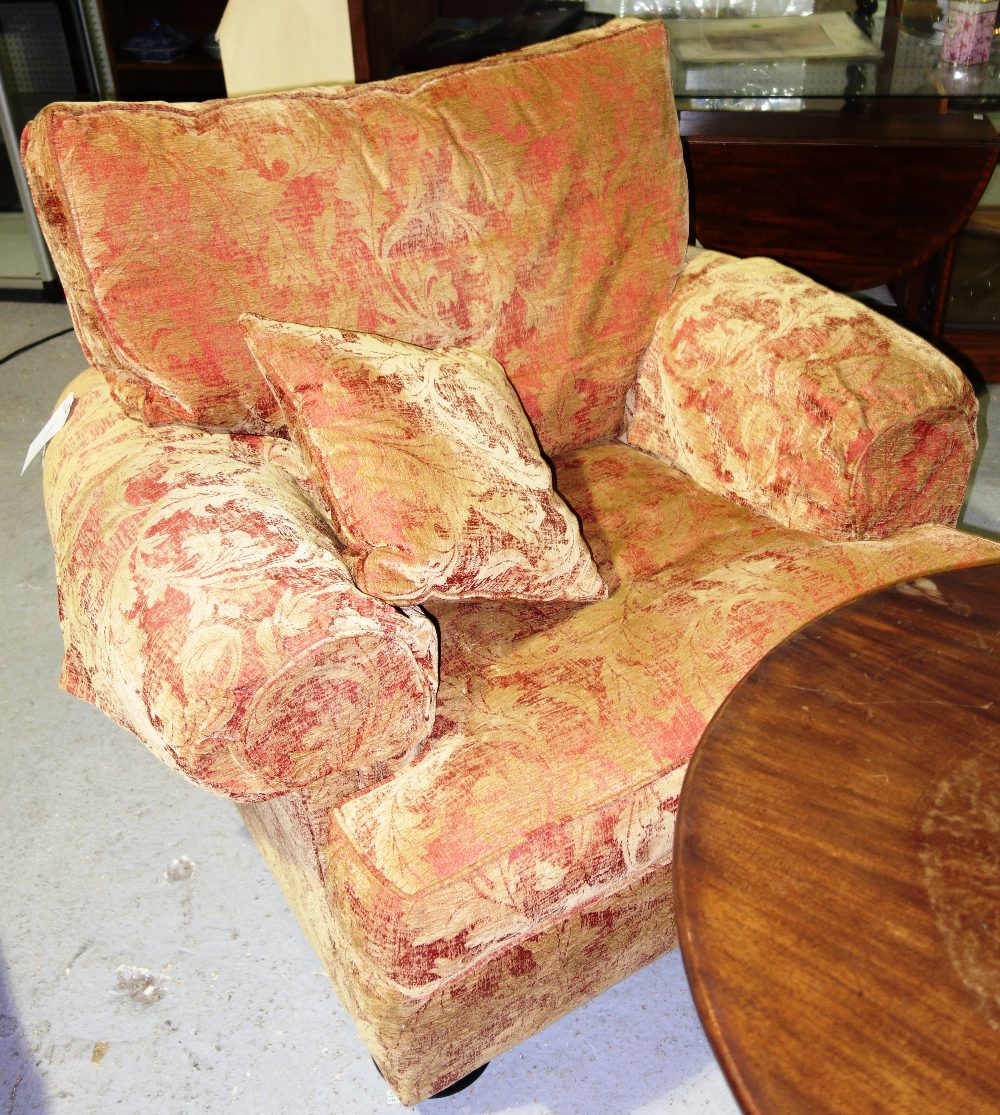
[21, 19, 688, 456]
[322, 442, 998, 1096]
[25, 14, 1000, 1107]
[43, 370, 439, 802]
[241, 316, 607, 605]
[625, 250, 979, 539]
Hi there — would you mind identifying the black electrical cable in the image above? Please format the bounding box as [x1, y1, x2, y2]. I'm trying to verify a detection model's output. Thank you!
[0, 326, 75, 367]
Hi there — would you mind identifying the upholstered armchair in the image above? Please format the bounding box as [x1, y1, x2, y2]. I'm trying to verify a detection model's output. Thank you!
[23, 18, 998, 1104]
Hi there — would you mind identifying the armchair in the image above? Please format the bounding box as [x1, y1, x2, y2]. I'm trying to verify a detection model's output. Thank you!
[24, 18, 998, 1105]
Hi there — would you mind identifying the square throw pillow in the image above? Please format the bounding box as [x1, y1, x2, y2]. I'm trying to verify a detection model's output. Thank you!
[240, 315, 608, 606]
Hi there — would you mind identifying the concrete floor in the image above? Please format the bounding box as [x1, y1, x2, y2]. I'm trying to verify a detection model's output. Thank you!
[2, 297, 998, 1115]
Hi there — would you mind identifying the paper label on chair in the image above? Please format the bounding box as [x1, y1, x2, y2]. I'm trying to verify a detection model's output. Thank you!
[21, 393, 74, 476]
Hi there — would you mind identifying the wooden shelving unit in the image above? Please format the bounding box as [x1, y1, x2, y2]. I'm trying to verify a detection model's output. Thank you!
[347, 0, 523, 82]
[94, 0, 522, 100]
[96, 1, 543, 99]
[95, 0, 227, 101]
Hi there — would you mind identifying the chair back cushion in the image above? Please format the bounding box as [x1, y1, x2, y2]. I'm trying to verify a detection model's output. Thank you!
[22, 19, 688, 456]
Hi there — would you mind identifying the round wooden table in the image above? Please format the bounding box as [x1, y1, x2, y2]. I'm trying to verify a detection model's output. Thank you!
[675, 562, 1000, 1115]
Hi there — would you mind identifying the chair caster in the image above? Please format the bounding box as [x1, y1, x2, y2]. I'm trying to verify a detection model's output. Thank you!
[430, 1061, 490, 1098]
[372, 1057, 490, 1100]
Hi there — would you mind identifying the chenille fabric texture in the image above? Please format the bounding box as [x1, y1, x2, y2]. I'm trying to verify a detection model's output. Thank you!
[39, 369, 1000, 1102]
[241, 316, 606, 605]
[625, 250, 979, 539]
[21, 20, 688, 456]
[329, 454, 998, 988]
[24, 15, 1000, 1108]
[299, 440, 1000, 1102]
[43, 370, 438, 802]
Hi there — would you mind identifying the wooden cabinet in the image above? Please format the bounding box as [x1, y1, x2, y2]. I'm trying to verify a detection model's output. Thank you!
[681, 110, 999, 373]
[945, 166, 1000, 381]
[93, 0, 526, 99]
[95, 0, 227, 100]
[347, 0, 437, 83]
[348, 0, 564, 82]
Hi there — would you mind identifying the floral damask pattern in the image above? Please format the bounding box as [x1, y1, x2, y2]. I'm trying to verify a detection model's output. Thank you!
[242, 317, 607, 604]
[43, 370, 439, 802]
[327, 441, 999, 995]
[22, 20, 688, 456]
[625, 250, 979, 539]
[25, 16, 1000, 1105]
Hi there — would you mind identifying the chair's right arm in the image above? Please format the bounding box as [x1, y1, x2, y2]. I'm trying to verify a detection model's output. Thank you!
[44, 370, 439, 803]
[625, 249, 979, 541]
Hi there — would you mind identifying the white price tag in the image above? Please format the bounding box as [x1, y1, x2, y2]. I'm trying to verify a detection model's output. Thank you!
[21, 393, 74, 476]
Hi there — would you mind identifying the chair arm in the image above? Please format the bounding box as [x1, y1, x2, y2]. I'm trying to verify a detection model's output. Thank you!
[44, 371, 438, 802]
[624, 250, 979, 540]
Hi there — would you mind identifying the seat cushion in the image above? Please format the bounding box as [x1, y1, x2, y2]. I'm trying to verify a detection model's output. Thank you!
[22, 19, 688, 455]
[240, 317, 607, 604]
[326, 441, 998, 992]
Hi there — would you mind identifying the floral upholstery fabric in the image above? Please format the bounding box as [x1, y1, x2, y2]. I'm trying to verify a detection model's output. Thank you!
[625, 250, 979, 539]
[21, 19, 688, 456]
[25, 12, 1000, 1106]
[326, 441, 999, 1005]
[243, 785, 679, 1105]
[241, 316, 607, 605]
[43, 370, 438, 802]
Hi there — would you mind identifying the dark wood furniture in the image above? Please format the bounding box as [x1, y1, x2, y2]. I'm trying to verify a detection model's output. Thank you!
[91, 1, 526, 101]
[945, 206, 1000, 377]
[675, 561, 1000, 1115]
[669, 11, 1000, 379]
[94, 0, 228, 101]
[680, 110, 999, 363]
[347, 0, 438, 85]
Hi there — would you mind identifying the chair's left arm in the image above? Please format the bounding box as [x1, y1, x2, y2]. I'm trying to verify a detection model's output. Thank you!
[624, 249, 979, 540]
[43, 370, 439, 804]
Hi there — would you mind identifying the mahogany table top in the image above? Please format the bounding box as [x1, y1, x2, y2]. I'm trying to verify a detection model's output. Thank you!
[675, 561, 1000, 1115]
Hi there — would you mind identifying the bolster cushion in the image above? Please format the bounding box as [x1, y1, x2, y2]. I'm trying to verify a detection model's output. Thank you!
[43, 371, 438, 802]
[625, 250, 979, 540]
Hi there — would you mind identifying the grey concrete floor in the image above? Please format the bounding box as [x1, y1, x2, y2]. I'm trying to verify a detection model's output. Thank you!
[2, 297, 998, 1115]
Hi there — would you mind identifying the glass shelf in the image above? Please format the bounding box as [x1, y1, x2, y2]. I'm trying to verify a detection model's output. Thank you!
[670, 16, 1000, 108]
